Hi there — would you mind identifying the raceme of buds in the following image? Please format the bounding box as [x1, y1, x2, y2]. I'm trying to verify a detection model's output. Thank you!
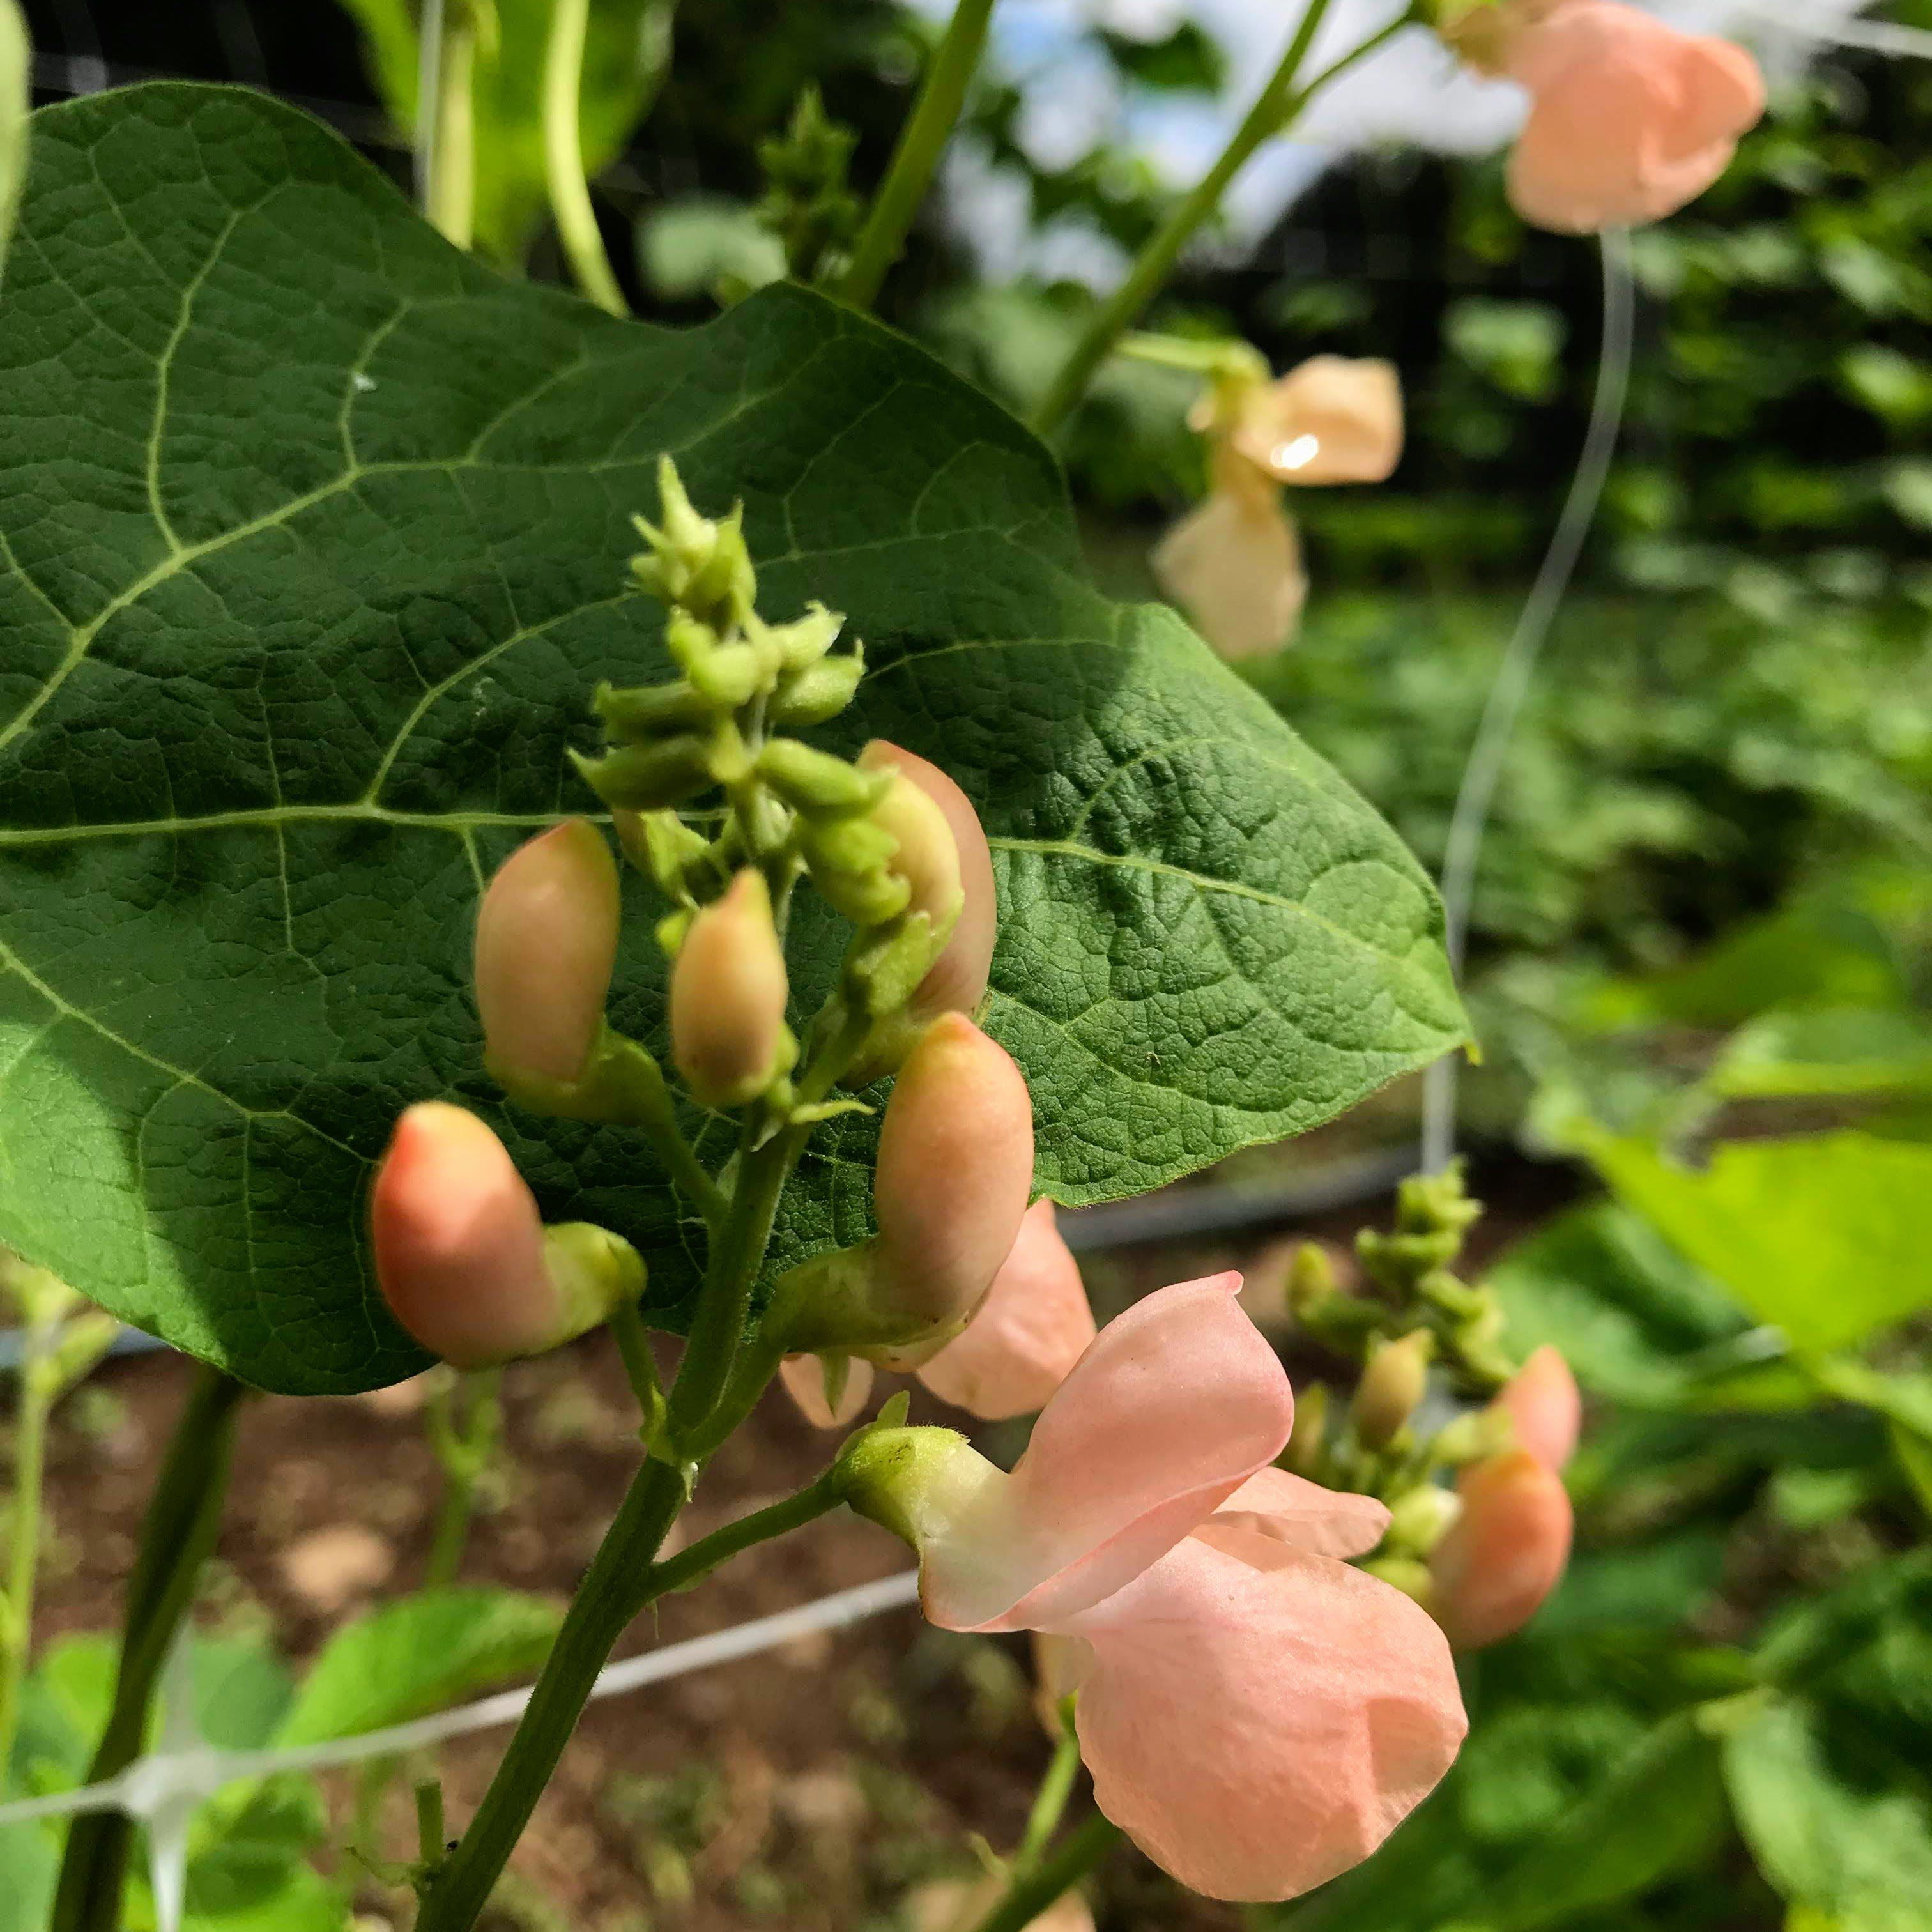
[1351, 1330, 1434, 1450]
[1496, 1344, 1582, 1470]
[836, 1276, 1464, 1901]
[1441, 0, 1765, 233]
[872, 1014, 1035, 1340]
[916, 1199, 1096, 1420]
[629, 455, 756, 631]
[372, 1103, 644, 1369]
[858, 741, 995, 1017]
[475, 820, 622, 1090]
[670, 869, 793, 1110]
[1427, 1448, 1574, 1650]
[780, 1352, 876, 1429]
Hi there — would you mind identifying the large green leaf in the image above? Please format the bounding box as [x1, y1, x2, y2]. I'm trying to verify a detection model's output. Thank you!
[1582, 1132, 1932, 1358]
[275, 1586, 562, 1745]
[0, 85, 1463, 1393]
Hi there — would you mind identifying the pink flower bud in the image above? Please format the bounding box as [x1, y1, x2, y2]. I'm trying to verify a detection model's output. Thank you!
[779, 1352, 876, 1429]
[1500, 1, 1765, 233]
[874, 1013, 1034, 1335]
[670, 869, 791, 1110]
[475, 820, 621, 1087]
[1427, 1449, 1573, 1650]
[859, 741, 997, 1016]
[371, 1103, 643, 1368]
[1496, 1344, 1581, 1471]
[916, 1200, 1096, 1420]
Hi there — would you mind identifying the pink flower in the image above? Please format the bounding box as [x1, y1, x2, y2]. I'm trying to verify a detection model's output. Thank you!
[857, 1277, 1466, 1901]
[474, 819, 621, 1087]
[371, 1102, 642, 1368]
[1427, 1448, 1574, 1650]
[915, 1200, 1096, 1420]
[1496, 1344, 1581, 1470]
[1223, 356, 1404, 488]
[1501, 1, 1765, 233]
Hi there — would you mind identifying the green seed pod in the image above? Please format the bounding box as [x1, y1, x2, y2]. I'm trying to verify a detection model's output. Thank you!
[770, 652, 865, 728]
[758, 739, 890, 818]
[571, 737, 714, 811]
[594, 678, 714, 739]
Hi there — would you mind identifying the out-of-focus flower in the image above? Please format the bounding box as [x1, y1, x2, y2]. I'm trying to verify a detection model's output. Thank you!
[1443, 0, 1765, 233]
[1496, 1344, 1582, 1470]
[843, 1276, 1466, 1901]
[1427, 1446, 1574, 1650]
[475, 819, 620, 1088]
[780, 1352, 876, 1429]
[1156, 356, 1403, 661]
[371, 1101, 643, 1368]
[915, 1200, 1096, 1420]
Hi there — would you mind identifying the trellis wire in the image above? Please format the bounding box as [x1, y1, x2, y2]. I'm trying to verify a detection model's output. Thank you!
[1421, 227, 1636, 1176]
[1735, 1, 1932, 62]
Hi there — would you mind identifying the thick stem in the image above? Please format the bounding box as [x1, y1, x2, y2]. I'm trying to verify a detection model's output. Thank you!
[422, 0, 480, 250]
[970, 1813, 1123, 1932]
[49, 1365, 247, 1932]
[0, 1303, 58, 1777]
[839, 0, 997, 310]
[542, 0, 629, 315]
[1030, 0, 1412, 436]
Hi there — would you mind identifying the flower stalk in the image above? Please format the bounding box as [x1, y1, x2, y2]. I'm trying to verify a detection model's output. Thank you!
[542, 0, 629, 314]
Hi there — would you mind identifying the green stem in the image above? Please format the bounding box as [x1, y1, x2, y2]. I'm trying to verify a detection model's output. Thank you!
[647, 1473, 844, 1596]
[425, 1371, 502, 1589]
[0, 1301, 59, 1781]
[839, 0, 997, 310]
[969, 1813, 1123, 1932]
[611, 1295, 669, 1432]
[422, 0, 480, 250]
[1012, 1713, 1083, 1878]
[542, 0, 629, 315]
[1031, 0, 1407, 436]
[50, 1365, 247, 1932]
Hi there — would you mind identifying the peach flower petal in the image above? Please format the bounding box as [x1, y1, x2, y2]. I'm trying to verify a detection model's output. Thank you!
[1505, 1, 1765, 233]
[920, 1275, 1292, 1632]
[1429, 1450, 1574, 1650]
[1497, 1345, 1581, 1470]
[779, 1353, 876, 1430]
[1207, 1467, 1391, 1560]
[1153, 483, 1306, 661]
[916, 1200, 1096, 1420]
[1230, 356, 1403, 487]
[1059, 1528, 1466, 1901]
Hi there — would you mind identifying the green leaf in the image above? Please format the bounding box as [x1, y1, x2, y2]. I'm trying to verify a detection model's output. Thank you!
[1708, 1009, 1932, 1101]
[179, 1776, 328, 1920]
[1725, 1697, 1932, 1922]
[339, 0, 674, 263]
[0, 86, 1464, 1393]
[1754, 1554, 1932, 1736]
[190, 1637, 295, 1752]
[0, 1827, 56, 1932]
[275, 1586, 562, 1745]
[1580, 1132, 1932, 1357]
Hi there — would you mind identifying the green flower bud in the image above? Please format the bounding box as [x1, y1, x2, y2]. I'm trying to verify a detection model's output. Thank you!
[594, 678, 714, 739]
[1285, 1381, 1330, 1476]
[1387, 1482, 1463, 1557]
[615, 808, 713, 903]
[768, 601, 848, 672]
[757, 739, 889, 818]
[770, 652, 866, 728]
[1353, 1330, 1434, 1450]
[572, 737, 714, 811]
[629, 457, 756, 627]
[688, 643, 765, 709]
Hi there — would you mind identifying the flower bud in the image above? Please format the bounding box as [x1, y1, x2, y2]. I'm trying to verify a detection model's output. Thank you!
[1285, 1380, 1330, 1476]
[371, 1102, 643, 1368]
[1351, 1330, 1434, 1450]
[779, 1352, 875, 1429]
[1427, 1450, 1573, 1650]
[874, 1014, 1034, 1337]
[1494, 1344, 1581, 1471]
[771, 652, 865, 727]
[475, 820, 620, 1088]
[670, 869, 792, 1110]
[859, 742, 993, 1017]
[757, 739, 889, 819]
[571, 736, 714, 811]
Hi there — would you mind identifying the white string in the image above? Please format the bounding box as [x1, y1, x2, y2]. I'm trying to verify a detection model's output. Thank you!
[0, 1572, 920, 1832]
[1729, 0, 1932, 61]
[1421, 228, 1636, 1174]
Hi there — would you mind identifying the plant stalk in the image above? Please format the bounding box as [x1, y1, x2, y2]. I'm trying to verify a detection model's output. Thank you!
[542, 0, 629, 314]
[1013, 1714, 1084, 1878]
[425, 1370, 502, 1589]
[970, 1812, 1123, 1932]
[0, 1298, 59, 1781]
[421, 0, 480, 250]
[50, 1364, 247, 1932]
[839, 0, 997, 310]
[1031, 0, 1415, 436]
[646, 1472, 845, 1597]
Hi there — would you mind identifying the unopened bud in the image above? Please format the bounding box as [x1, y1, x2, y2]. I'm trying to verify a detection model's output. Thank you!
[630, 457, 756, 625]
[475, 820, 620, 1088]
[572, 737, 713, 811]
[670, 870, 792, 1109]
[687, 643, 764, 709]
[1494, 1344, 1581, 1471]
[1428, 1450, 1573, 1650]
[875, 1015, 1035, 1339]
[768, 601, 847, 672]
[1386, 1481, 1462, 1555]
[758, 739, 889, 818]
[372, 1102, 643, 1368]
[859, 743, 992, 1016]
[771, 652, 865, 728]
[1287, 1240, 1338, 1314]
[616, 809, 710, 903]
[779, 1352, 875, 1429]
[1352, 1330, 1434, 1450]
[594, 678, 712, 739]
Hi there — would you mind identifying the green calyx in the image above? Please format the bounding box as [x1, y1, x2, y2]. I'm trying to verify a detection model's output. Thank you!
[831, 1410, 980, 1553]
